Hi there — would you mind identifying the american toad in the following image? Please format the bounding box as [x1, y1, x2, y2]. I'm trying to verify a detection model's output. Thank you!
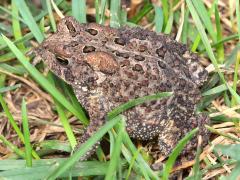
[35, 16, 209, 159]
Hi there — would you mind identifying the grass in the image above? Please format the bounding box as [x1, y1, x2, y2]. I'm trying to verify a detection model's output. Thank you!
[0, 0, 240, 179]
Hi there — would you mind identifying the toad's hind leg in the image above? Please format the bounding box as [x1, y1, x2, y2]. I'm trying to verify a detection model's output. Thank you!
[158, 114, 209, 157]
[125, 111, 162, 141]
[157, 120, 182, 156]
[182, 113, 209, 155]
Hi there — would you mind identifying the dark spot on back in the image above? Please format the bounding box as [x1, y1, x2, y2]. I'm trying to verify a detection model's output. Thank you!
[139, 45, 147, 52]
[150, 100, 157, 105]
[134, 55, 145, 61]
[156, 48, 166, 57]
[158, 61, 166, 69]
[114, 38, 126, 46]
[129, 91, 134, 96]
[85, 28, 98, 36]
[132, 64, 143, 71]
[120, 60, 130, 67]
[69, 41, 79, 47]
[83, 46, 96, 53]
[87, 77, 95, 86]
[116, 52, 129, 58]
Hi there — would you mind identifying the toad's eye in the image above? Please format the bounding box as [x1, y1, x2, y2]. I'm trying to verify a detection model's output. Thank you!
[56, 56, 69, 66]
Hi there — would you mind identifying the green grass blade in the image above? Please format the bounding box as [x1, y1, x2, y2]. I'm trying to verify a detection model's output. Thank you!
[192, 0, 216, 42]
[186, 139, 202, 180]
[206, 125, 240, 143]
[58, 80, 86, 120]
[105, 121, 125, 180]
[0, 6, 24, 23]
[209, 34, 239, 51]
[162, 128, 199, 180]
[21, 98, 32, 167]
[72, 0, 87, 23]
[164, 11, 173, 34]
[0, 159, 112, 178]
[126, 147, 141, 180]
[0, 47, 30, 62]
[14, 0, 44, 43]
[46, 115, 122, 179]
[108, 131, 115, 157]
[181, 9, 189, 44]
[99, 0, 108, 24]
[191, 34, 201, 52]
[108, 92, 172, 119]
[0, 84, 21, 93]
[2, 34, 89, 125]
[55, 101, 77, 148]
[0, 63, 27, 75]
[0, 32, 33, 51]
[236, 0, 240, 40]
[231, 54, 240, 106]
[202, 84, 228, 96]
[228, 163, 240, 180]
[46, 0, 57, 32]
[39, 140, 71, 152]
[0, 94, 24, 143]
[48, 73, 77, 149]
[129, 3, 153, 24]
[120, 144, 138, 175]
[214, 4, 224, 64]
[0, 74, 6, 89]
[11, 0, 25, 50]
[216, 144, 240, 161]
[110, 0, 121, 28]
[154, 5, 163, 33]
[39, 17, 46, 33]
[231, 0, 240, 106]
[161, 0, 169, 27]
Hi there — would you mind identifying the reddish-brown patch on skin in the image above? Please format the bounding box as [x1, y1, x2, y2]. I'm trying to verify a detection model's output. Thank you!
[84, 52, 119, 74]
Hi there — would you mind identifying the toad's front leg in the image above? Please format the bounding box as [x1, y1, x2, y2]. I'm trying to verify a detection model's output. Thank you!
[76, 94, 106, 160]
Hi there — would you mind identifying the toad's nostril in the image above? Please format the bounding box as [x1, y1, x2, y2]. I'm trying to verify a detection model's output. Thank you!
[65, 20, 76, 33]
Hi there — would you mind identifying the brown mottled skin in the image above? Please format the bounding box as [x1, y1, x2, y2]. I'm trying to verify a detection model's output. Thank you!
[35, 16, 209, 159]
